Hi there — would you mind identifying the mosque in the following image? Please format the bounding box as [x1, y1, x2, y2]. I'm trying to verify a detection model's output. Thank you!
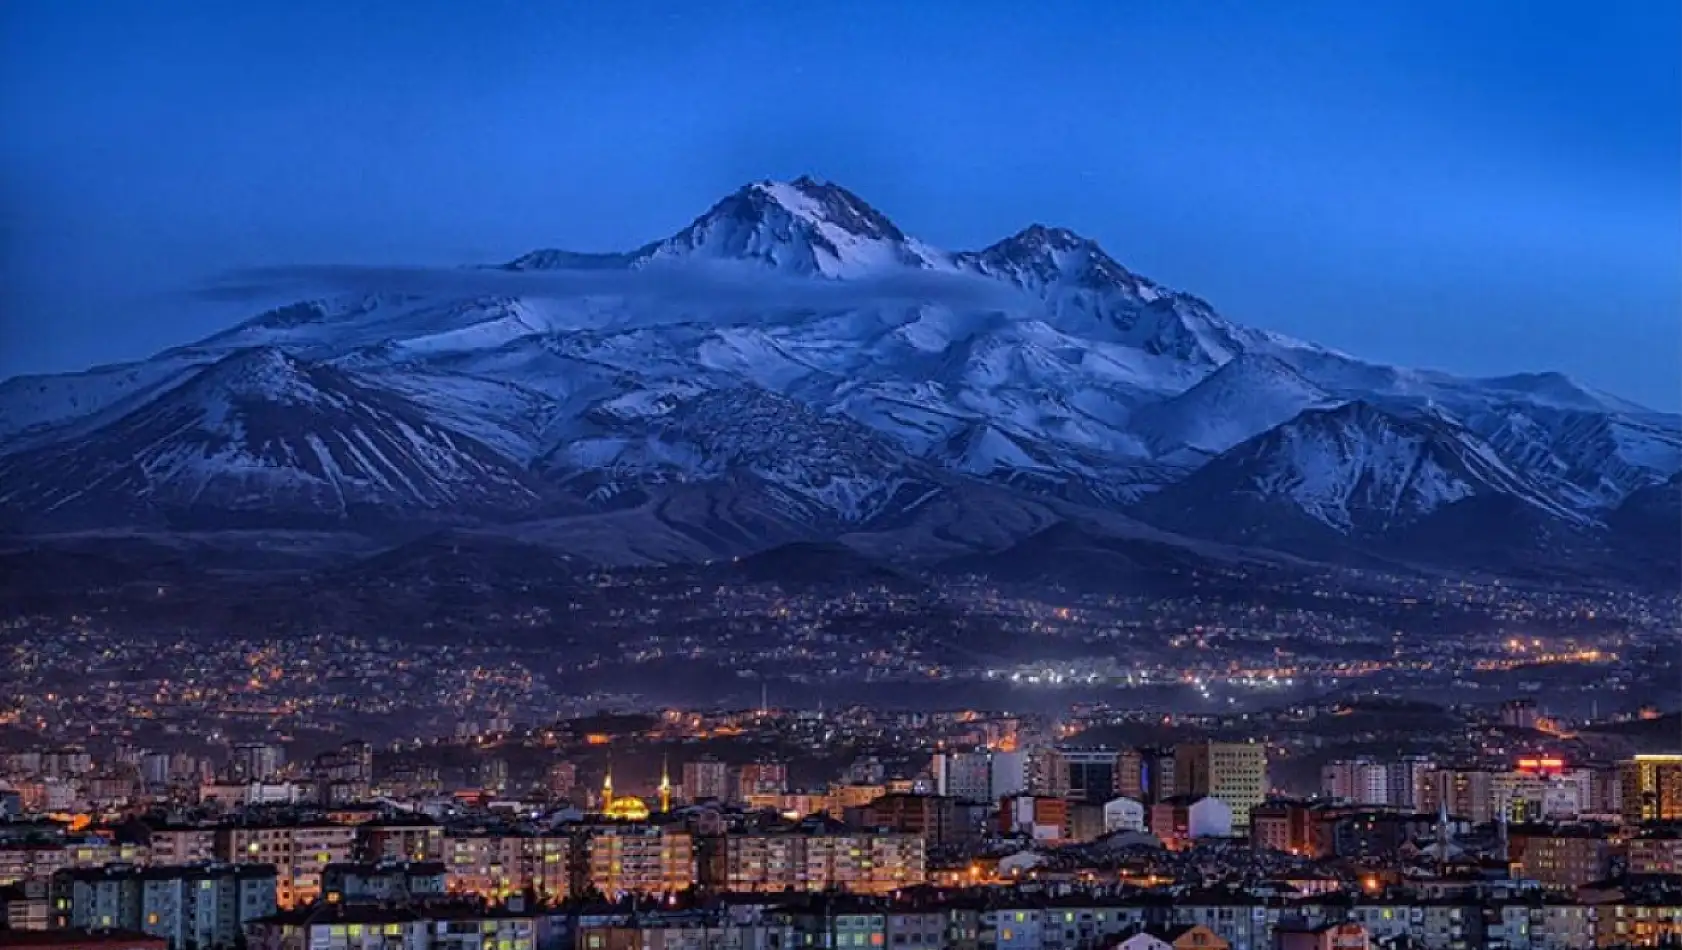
[598, 756, 672, 821]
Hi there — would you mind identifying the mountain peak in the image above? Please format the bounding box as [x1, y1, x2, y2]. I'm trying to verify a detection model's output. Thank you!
[747, 177, 908, 241]
[638, 178, 938, 277]
[1131, 353, 1336, 455]
[197, 346, 318, 397]
[1006, 223, 1098, 251]
[963, 222, 1143, 294]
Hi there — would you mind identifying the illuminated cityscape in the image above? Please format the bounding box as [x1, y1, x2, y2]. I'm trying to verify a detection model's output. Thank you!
[3, 2, 1678, 950]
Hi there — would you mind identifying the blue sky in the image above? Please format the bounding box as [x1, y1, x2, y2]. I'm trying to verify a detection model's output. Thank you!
[3, 1, 1677, 407]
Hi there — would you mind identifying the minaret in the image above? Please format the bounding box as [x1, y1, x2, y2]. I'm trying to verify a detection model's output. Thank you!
[601, 762, 614, 811]
[658, 755, 672, 814]
[1436, 794, 1450, 867]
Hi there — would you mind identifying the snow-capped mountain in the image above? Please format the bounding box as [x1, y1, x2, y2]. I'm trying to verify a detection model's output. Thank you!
[1136, 400, 1586, 545]
[1130, 353, 1337, 455]
[0, 348, 553, 530]
[0, 176, 1675, 580]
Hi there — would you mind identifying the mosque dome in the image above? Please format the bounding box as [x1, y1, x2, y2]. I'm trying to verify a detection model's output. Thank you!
[603, 796, 651, 821]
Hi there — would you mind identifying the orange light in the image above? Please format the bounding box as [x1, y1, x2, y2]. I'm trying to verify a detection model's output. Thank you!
[585, 733, 610, 745]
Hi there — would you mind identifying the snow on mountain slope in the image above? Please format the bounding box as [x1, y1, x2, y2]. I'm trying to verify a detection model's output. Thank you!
[357, 369, 566, 464]
[0, 348, 552, 529]
[1463, 404, 1682, 508]
[1131, 353, 1338, 454]
[1139, 401, 1583, 539]
[943, 423, 1061, 477]
[546, 386, 936, 525]
[0, 352, 215, 447]
[1470, 371, 1655, 416]
[1277, 350, 1663, 424]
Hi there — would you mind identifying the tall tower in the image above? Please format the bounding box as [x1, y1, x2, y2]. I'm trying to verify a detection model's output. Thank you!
[601, 762, 614, 811]
[659, 755, 673, 813]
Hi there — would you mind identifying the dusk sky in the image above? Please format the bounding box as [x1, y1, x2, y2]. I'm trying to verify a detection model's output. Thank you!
[3, 1, 1678, 408]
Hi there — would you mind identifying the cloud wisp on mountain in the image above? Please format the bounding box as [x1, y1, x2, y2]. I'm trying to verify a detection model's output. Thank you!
[197, 260, 1034, 316]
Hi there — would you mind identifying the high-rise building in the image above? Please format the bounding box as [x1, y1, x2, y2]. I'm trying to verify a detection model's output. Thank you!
[1589, 767, 1623, 817]
[712, 829, 923, 894]
[1321, 758, 1389, 805]
[444, 832, 570, 901]
[1492, 766, 1592, 821]
[1501, 699, 1540, 730]
[989, 751, 1028, 799]
[230, 744, 285, 782]
[245, 901, 534, 950]
[146, 827, 218, 865]
[1028, 748, 1067, 797]
[1060, 748, 1121, 804]
[1174, 741, 1267, 830]
[217, 823, 357, 908]
[1628, 830, 1682, 875]
[1114, 748, 1145, 800]
[140, 753, 172, 789]
[857, 793, 969, 848]
[1421, 768, 1497, 824]
[356, 816, 444, 863]
[682, 757, 731, 803]
[58, 864, 278, 949]
[930, 751, 993, 803]
[1508, 827, 1611, 892]
[1139, 747, 1178, 804]
[1026, 748, 1123, 803]
[587, 826, 695, 897]
[480, 759, 508, 794]
[1387, 756, 1435, 810]
[1621, 754, 1682, 824]
[736, 762, 787, 800]
[321, 862, 447, 904]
